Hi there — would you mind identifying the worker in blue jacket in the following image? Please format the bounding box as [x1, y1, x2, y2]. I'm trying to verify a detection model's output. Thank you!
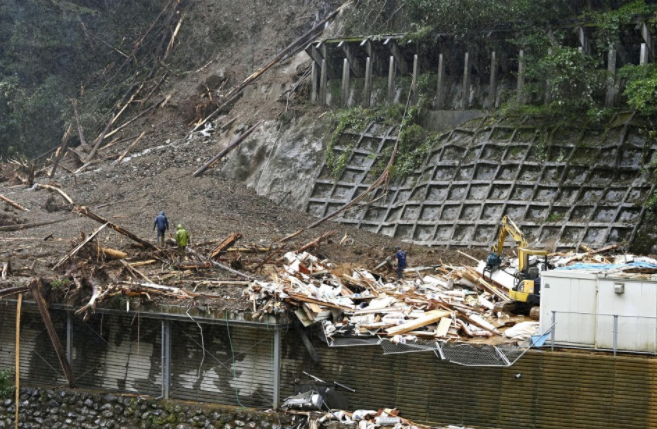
[395, 246, 407, 279]
[153, 210, 169, 246]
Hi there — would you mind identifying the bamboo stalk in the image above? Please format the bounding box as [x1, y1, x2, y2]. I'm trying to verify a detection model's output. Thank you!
[0, 194, 28, 212]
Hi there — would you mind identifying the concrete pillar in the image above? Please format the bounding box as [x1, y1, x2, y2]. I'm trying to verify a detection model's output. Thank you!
[342, 58, 350, 107]
[605, 48, 617, 107]
[387, 55, 395, 104]
[363, 57, 372, 108]
[319, 59, 328, 105]
[311, 62, 318, 103]
[517, 50, 525, 105]
[411, 54, 419, 103]
[435, 53, 445, 109]
[640, 23, 652, 61]
[462, 52, 471, 109]
[489, 51, 497, 108]
[545, 48, 553, 105]
[161, 320, 172, 400]
[66, 311, 73, 365]
[640, 43, 649, 65]
[273, 329, 281, 409]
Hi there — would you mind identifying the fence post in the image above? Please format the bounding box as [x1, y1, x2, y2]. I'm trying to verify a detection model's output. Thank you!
[66, 310, 73, 365]
[613, 315, 618, 356]
[161, 320, 172, 399]
[551, 311, 556, 352]
[273, 328, 281, 409]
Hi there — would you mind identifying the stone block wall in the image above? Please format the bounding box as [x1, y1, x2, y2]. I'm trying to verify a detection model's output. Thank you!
[0, 387, 299, 429]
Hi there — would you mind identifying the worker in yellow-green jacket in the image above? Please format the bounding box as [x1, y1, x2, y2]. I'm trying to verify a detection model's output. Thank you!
[175, 224, 190, 258]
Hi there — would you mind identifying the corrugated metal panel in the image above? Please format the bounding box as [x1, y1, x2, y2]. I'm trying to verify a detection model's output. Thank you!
[72, 312, 162, 396]
[0, 304, 17, 371]
[0, 305, 67, 386]
[169, 321, 274, 407]
[281, 332, 657, 428]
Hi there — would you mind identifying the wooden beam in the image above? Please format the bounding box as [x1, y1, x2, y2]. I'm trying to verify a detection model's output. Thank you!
[15, 293, 21, 429]
[74, 206, 157, 250]
[30, 279, 76, 387]
[385, 310, 452, 336]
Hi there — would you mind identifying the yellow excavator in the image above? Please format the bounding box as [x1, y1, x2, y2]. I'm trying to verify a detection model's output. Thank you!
[485, 216, 550, 315]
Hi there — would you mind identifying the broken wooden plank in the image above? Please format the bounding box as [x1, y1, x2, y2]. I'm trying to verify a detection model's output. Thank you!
[0, 194, 28, 212]
[436, 317, 452, 338]
[210, 232, 243, 259]
[53, 223, 108, 270]
[30, 278, 76, 388]
[74, 206, 156, 250]
[385, 310, 452, 336]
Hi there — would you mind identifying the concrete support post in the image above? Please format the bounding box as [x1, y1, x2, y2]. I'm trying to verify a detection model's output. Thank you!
[411, 54, 419, 103]
[435, 53, 445, 109]
[640, 43, 649, 65]
[311, 62, 318, 103]
[342, 58, 350, 107]
[363, 57, 372, 108]
[489, 51, 497, 108]
[462, 52, 471, 109]
[273, 329, 281, 409]
[66, 311, 73, 365]
[319, 59, 328, 105]
[387, 55, 395, 104]
[551, 311, 556, 352]
[613, 315, 618, 356]
[545, 48, 553, 105]
[640, 23, 652, 61]
[605, 48, 617, 107]
[161, 320, 172, 400]
[517, 50, 525, 105]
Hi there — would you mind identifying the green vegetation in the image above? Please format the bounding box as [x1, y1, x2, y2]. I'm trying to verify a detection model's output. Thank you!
[0, 367, 14, 398]
[0, 0, 168, 157]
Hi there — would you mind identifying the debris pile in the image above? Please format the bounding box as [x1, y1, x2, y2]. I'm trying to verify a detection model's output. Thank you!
[244, 251, 515, 343]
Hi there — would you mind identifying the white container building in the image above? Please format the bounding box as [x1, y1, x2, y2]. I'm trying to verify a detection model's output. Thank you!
[540, 270, 657, 353]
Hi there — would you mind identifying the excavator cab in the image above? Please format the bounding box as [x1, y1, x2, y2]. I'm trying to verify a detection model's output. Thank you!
[487, 216, 550, 315]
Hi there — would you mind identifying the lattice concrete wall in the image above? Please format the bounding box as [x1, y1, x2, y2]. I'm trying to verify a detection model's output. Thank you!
[307, 115, 656, 249]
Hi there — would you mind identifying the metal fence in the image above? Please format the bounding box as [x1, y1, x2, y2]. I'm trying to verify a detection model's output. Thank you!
[549, 311, 657, 355]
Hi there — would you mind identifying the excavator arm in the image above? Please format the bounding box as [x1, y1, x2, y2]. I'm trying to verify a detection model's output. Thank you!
[491, 215, 528, 254]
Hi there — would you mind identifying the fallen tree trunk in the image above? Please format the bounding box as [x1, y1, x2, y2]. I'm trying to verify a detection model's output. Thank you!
[210, 232, 243, 259]
[0, 219, 66, 232]
[30, 279, 76, 388]
[192, 6, 344, 132]
[74, 206, 157, 250]
[49, 124, 73, 178]
[0, 285, 27, 299]
[0, 194, 29, 212]
[192, 120, 263, 177]
[53, 223, 108, 270]
[35, 184, 74, 205]
[115, 131, 147, 164]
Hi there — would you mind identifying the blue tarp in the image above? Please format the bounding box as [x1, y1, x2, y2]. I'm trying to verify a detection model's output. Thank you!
[556, 261, 657, 271]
